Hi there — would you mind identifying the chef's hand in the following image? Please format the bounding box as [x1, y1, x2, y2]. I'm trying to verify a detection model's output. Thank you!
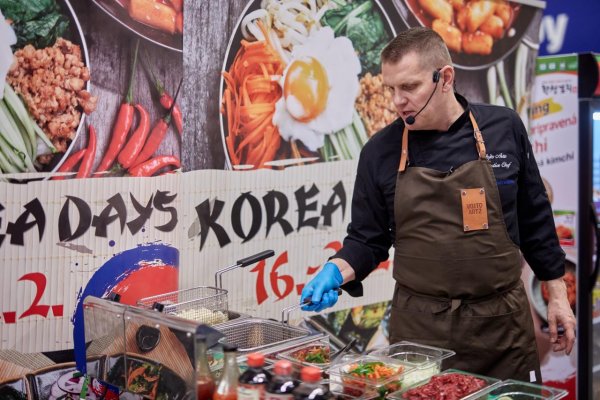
[545, 278, 576, 355]
[301, 262, 343, 312]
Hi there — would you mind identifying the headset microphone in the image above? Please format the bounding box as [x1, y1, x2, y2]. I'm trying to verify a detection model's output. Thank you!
[405, 70, 441, 126]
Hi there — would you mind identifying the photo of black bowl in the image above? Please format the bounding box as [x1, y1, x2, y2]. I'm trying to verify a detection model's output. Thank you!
[105, 354, 191, 399]
[392, 0, 541, 70]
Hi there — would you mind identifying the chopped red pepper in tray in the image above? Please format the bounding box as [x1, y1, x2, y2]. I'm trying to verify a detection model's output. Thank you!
[342, 361, 403, 398]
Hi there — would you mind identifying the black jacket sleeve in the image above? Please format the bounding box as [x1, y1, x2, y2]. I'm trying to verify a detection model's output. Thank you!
[333, 139, 393, 295]
[514, 114, 566, 280]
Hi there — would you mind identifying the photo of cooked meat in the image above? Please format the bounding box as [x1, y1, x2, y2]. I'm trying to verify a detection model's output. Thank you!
[355, 73, 398, 137]
[555, 224, 574, 241]
[120, 0, 183, 35]
[542, 269, 576, 309]
[397, 0, 538, 68]
[90, 0, 183, 53]
[0, 0, 99, 174]
[7, 38, 97, 158]
[529, 257, 577, 327]
[413, 0, 518, 56]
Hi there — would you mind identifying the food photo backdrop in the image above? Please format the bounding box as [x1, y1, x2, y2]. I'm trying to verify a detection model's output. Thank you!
[0, 0, 549, 398]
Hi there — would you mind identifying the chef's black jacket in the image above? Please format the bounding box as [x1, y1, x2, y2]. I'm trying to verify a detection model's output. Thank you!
[335, 94, 565, 296]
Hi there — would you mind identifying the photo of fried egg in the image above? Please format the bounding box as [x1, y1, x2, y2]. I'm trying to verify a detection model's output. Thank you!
[220, 0, 396, 168]
[272, 26, 361, 152]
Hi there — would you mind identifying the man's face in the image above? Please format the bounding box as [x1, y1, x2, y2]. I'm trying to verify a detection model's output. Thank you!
[382, 53, 440, 130]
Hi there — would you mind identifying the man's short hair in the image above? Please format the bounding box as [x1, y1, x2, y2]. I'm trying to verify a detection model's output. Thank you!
[381, 27, 452, 69]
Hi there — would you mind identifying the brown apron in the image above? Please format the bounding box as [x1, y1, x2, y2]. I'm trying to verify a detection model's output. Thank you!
[389, 111, 541, 382]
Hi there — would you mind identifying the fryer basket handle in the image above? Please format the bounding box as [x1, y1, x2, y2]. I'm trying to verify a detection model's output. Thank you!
[215, 250, 275, 288]
[237, 250, 275, 268]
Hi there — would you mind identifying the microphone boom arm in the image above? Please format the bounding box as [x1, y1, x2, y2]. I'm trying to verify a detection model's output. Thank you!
[406, 79, 439, 125]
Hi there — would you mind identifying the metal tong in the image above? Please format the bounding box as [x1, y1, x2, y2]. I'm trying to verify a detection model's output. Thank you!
[330, 338, 358, 364]
[281, 288, 343, 323]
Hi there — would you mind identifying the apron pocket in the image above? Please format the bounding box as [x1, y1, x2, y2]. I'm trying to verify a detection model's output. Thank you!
[389, 285, 452, 349]
[449, 285, 540, 380]
[389, 283, 540, 381]
[453, 284, 528, 353]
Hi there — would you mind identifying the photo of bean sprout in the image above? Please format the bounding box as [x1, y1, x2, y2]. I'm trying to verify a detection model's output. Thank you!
[220, 0, 397, 169]
[487, 42, 534, 123]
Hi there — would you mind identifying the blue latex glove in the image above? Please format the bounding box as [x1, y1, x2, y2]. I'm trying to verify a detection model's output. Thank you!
[301, 262, 343, 312]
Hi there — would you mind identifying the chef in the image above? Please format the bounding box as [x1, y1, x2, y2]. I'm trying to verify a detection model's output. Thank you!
[301, 27, 576, 381]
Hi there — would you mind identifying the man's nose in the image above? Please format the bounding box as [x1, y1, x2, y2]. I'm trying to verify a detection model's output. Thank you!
[393, 92, 407, 108]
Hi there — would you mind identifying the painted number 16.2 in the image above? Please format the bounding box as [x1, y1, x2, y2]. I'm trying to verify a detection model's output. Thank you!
[249, 241, 390, 305]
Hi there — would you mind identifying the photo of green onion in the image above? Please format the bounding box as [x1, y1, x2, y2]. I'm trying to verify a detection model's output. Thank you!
[0, 85, 56, 174]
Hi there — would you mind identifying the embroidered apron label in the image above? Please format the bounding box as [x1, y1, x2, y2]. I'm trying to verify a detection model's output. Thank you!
[460, 188, 489, 231]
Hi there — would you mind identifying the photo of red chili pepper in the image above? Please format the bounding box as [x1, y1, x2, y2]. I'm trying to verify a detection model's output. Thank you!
[48, 6, 183, 181]
[117, 104, 151, 169]
[76, 125, 97, 178]
[128, 155, 181, 177]
[52, 149, 86, 180]
[130, 78, 183, 167]
[95, 40, 140, 175]
[144, 53, 183, 137]
[159, 92, 183, 137]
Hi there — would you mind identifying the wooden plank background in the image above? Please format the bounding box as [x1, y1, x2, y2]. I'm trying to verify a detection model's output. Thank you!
[181, 0, 541, 171]
[68, 0, 541, 172]
[70, 0, 182, 175]
[182, 0, 250, 171]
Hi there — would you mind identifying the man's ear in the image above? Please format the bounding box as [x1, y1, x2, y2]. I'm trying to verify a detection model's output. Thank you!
[441, 66, 455, 92]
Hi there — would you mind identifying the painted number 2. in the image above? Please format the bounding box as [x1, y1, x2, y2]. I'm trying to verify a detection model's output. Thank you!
[18, 272, 50, 319]
[1, 272, 63, 324]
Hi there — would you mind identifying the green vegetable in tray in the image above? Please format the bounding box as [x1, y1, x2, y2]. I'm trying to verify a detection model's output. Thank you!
[305, 352, 326, 364]
[292, 345, 330, 364]
[304, 349, 328, 364]
[344, 361, 402, 399]
[0, 0, 69, 49]
[321, 0, 391, 76]
[349, 361, 385, 376]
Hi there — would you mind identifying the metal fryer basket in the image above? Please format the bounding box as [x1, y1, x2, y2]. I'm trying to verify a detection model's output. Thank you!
[217, 318, 311, 353]
[136, 251, 274, 325]
[136, 286, 229, 325]
[136, 286, 227, 307]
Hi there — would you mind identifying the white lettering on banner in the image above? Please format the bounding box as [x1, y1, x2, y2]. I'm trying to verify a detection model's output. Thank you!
[539, 14, 569, 54]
